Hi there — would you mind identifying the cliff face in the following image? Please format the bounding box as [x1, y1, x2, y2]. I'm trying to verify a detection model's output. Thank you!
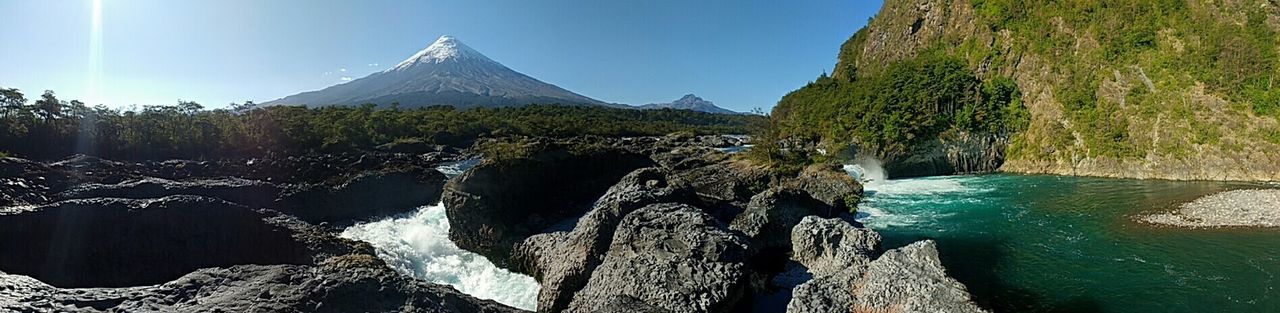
[802, 0, 1280, 181]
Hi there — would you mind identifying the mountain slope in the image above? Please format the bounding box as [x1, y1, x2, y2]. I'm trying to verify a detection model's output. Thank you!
[264, 36, 608, 108]
[638, 94, 739, 114]
[768, 0, 1280, 181]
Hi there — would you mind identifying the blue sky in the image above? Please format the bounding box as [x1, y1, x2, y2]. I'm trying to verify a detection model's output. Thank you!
[0, 0, 881, 111]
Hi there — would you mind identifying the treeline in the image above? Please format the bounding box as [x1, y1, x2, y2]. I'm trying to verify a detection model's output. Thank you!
[0, 88, 764, 160]
[752, 53, 1026, 173]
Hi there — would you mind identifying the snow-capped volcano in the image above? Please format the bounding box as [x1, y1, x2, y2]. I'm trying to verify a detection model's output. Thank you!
[391, 36, 491, 69]
[264, 35, 608, 108]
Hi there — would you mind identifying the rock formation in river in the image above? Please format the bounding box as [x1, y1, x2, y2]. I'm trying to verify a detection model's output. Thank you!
[449, 136, 987, 312]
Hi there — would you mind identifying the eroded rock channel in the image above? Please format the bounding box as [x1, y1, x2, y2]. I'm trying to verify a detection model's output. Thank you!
[1, 135, 985, 312]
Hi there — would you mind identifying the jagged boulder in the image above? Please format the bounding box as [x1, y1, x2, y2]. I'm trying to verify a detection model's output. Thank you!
[443, 139, 654, 266]
[787, 217, 985, 313]
[731, 188, 847, 254]
[659, 150, 773, 206]
[788, 216, 881, 277]
[784, 164, 862, 213]
[514, 168, 697, 312]
[565, 203, 751, 313]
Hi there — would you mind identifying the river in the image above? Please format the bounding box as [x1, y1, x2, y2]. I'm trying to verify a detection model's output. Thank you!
[859, 174, 1279, 312]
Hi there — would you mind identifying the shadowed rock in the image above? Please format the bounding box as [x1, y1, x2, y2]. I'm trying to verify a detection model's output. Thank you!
[276, 168, 447, 225]
[0, 196, 313, 288]
[57, 177, 279, 208]
[443, 139, 654, 267]
[514, 168, 696, 312]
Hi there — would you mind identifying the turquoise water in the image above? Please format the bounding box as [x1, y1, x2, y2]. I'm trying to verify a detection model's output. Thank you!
[857, 174, 1280, 312]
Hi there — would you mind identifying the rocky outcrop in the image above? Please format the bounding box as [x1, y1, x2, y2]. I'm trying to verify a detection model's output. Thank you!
[656, 147, 774, 206]
[0, 151, 532, 313]
[882, 131, 1008, 179]
[276, 167, 447, 224]
[456, 139, 952, 312]
[25, 154, 451, 226]
[57, 177, 280, 207]
[0, 157, 69, 207]
[0, 260, 524, 313]
[514, 168, 697, 311]
[787, 217, 986, 313]
[0, 196, 336, 288]
[443, 139, 654, 266]
[730, 187, 842, 254]
[564, 203, 751, 313]
[788, 217, 881, 278]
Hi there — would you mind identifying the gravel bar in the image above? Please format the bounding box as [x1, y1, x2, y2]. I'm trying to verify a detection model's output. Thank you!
[1143, 189, 1280, 228]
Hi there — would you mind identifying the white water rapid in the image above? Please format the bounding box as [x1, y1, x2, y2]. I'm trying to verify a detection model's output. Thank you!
[339, 159, 539, 310]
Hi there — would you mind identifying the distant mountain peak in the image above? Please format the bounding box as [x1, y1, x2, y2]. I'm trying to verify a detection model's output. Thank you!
[391, 35, 493, 71]
[677, 94, 703, 101]
[639, 94, 739, 115]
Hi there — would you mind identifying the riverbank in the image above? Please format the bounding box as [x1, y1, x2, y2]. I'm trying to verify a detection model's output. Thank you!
[1142, 189, 1280, 228]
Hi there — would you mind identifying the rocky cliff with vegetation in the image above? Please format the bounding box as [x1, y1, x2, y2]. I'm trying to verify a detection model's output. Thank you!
[767, 0, 1280, 181]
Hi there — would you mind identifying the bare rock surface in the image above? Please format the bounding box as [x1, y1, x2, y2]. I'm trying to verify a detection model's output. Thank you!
[1143, 189, 1280, 228]
[514, 167, 696, 312]
[0, 259, 525, 313]
[565, 203, 750, 313]
[787, 217, 986, 313]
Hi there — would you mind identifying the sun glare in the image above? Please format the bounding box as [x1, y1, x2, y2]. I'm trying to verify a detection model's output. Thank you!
[88, 0, 103, 106]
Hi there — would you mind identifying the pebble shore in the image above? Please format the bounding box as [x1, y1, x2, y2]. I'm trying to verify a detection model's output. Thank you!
[1143, 189, 1280, 228]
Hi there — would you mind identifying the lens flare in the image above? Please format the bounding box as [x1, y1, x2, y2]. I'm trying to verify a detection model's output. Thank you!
[88, 0, 103, 105]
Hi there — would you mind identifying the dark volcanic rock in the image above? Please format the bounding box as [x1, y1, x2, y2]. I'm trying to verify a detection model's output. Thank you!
[443, 139, 654, 267]
[276, 167, 447, 225]
[0, 157, 69, 207]
[514, 167, 697, 312]
[730, 187, 844, 254]
[785, 164, 862, 213]
[788, 216, 881, 277]
[0, 257, 525, 313]
[0, 153, 522, 313]
[657, 148, 773, 206]
[787, 217, 986, 313]
[881, 131, 1007, 179]
[57, 177, 280, 208]
[565, 203, 750, 313]
[0, 196, 314, 288]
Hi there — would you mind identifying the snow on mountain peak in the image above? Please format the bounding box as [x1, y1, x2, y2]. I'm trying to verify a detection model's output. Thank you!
[391, 35, 492, 71]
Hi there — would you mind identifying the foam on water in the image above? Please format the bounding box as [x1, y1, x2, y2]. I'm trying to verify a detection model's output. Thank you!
[854, 174, 993, 230]
[340, 203, 539, 310]
[436, 158, 481, 178]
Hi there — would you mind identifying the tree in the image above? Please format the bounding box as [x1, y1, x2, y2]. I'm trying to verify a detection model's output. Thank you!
[0, 88, 26, 119]
[32, 90, 62, 121]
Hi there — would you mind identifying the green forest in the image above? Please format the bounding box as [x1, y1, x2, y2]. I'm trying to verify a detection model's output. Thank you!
[0, 88, 763, 160]
[753, 52, 1026, 172]
[756, 0, 1280, 172]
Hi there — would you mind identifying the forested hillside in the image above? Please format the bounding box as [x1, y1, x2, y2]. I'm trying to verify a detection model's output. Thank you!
[765, 0, 1280, 180]
[0, 88, 762, 160]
